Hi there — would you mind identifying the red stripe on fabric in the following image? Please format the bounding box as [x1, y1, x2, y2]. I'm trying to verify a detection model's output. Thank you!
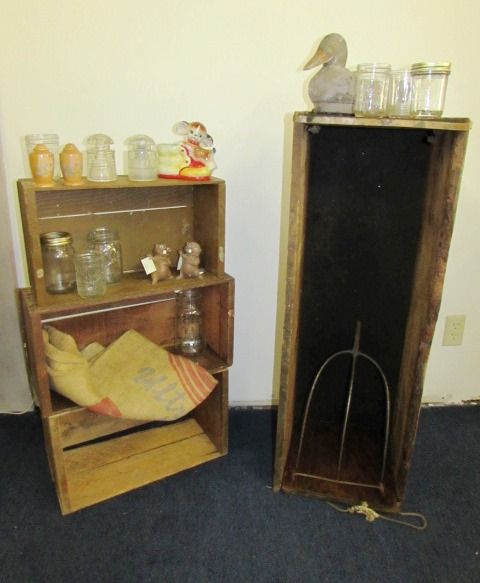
[178, 361, 209, 401]
[197, 365, 218, 391]
[186, 359, 215, 399]
[168, 352, 216, 404]
[177, 356, 205, 403]
[88, 397, 122, 417]
[168, 353, 201, 404]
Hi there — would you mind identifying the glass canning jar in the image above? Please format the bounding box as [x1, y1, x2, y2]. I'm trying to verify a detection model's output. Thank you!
[87, 227, 123, 283]
[74, 250, 107, 298]
[176, 289, 205, 356]
[354, 63, 391, 117]
[387, 69, 412, 118]
[410, 62, 451, 118]
[40, 231, 76, 294]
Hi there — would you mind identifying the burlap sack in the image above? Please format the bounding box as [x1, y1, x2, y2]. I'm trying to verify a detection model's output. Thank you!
[43, 326, 217, 421]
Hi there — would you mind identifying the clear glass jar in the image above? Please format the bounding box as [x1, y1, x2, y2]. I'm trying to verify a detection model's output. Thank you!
[387, 69, 412, 118]
[354, 63, 391, 117]
[74, 250, 107, 298]
[87, 227, 123, 283]
[86, 134, 117, 182]
[125, 135, 158, 181]
[40, 231, 76, 294]
[410, 62, 451, 118]
[176, 289, 205, 356]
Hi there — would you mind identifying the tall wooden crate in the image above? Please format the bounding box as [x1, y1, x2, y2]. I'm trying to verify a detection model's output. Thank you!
[18, 176, 234, 514]
[274, 114, 470, 511]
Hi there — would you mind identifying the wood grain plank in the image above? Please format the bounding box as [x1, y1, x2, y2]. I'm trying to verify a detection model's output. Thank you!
[64, 418, 204, 473]
[294, 112, 471, 131]
[273, 120, 309, 491]
[64, 422, 222, 512]
[58, 408, 149, 448]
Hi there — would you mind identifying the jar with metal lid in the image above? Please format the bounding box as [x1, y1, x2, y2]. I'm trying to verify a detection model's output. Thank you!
[176, 289, 205, 356]
[354, 63, 391, 117]
[410, 62, 451, 118]
[40, 231, 76, 294]
[87, 226, 123, 283]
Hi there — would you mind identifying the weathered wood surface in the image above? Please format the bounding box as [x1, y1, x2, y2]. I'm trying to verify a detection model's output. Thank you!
[294, 112, 471, 132]
[274, 113, 471, 510]
[56, 418, 222, 514]
[17, 177, 226, 307]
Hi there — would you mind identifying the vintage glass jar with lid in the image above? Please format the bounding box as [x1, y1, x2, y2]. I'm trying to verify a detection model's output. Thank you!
[40, 231, 76, 294]
[87, 226, 123, 283]
[410, 62, 451, 118]
[176, 288, 205, 356]
[125, 135, 158, 181]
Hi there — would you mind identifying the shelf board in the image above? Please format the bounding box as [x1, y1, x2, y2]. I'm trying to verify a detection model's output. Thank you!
[61, 418, 223, 513]
[18, 174, 225, 192]
[294, 112, 472, 131]
[22, 272, 233, 317]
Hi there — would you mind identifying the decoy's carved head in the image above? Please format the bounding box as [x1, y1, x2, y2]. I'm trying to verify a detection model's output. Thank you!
[304, 33, 348, 70]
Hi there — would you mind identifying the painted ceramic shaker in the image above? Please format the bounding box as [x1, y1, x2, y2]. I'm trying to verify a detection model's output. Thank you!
[60, 143, 84, 185]
[29, 144, 55, 187]
[158, 121, 216, 181]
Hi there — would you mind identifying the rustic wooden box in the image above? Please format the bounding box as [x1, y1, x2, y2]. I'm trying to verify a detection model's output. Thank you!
[19, 276, 234, 514]
[274, 114, 471, 512]
[18, 176, 226, 307]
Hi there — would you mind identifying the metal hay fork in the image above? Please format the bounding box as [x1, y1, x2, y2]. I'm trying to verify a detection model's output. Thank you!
[292, 321, 391, 491]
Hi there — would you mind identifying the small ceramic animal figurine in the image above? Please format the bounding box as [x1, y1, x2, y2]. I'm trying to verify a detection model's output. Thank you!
[150, 244, 173, 283]
[303, 33, 355, 114]
[157, 121, 216, 181]
[178, 241, 203, 278]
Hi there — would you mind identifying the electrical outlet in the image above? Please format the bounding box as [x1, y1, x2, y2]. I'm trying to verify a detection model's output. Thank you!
[442, 315, 466, 346]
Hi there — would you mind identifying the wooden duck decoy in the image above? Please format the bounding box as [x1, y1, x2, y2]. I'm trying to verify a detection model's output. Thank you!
[304, 33, 355, 114]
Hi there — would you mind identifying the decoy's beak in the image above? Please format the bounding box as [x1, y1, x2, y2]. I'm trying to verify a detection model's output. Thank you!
[303, 48, 333, 70]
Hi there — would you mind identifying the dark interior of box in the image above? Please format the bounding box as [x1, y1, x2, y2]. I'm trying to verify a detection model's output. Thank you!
[283, 126, 433, 507]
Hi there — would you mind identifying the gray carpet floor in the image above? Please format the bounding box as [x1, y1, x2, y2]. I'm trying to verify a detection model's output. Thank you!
[1, 406, 479, 582]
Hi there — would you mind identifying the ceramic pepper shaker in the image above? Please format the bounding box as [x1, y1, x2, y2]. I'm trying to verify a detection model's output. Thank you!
[29, 144, 55, 187]
[60, 143, 84, 186]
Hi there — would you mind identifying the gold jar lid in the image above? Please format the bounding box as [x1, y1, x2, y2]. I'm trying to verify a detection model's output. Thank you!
[40, 231, 73, 247]
[411, 62, 451, 75]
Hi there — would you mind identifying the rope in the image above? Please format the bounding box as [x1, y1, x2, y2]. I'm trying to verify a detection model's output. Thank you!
[327, 500, 428, 531]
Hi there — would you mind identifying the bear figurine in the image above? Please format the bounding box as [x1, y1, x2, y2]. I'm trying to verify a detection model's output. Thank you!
[150, 244, 173, 283]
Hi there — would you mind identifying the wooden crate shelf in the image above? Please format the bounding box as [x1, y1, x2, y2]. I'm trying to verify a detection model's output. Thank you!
[17, 176, 233, 514]
[18, 176, 226, 307]
[44, 372, 228, 514]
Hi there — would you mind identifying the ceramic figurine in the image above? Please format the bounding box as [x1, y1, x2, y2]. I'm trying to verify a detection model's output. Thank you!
[60, 143, 84, 186]
[29, 144, 55, 187]
[150, 244, 173, 283]
[158, 121, 216, 181]
[303, 33, 355, 114]
[178, 241, 203, 278]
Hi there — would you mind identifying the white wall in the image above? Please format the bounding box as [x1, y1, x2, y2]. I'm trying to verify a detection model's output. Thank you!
[1, 0, 479, 408]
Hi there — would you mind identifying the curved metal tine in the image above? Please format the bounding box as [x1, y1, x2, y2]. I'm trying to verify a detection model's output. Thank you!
[294, 348, 352, 474]
[336, 321, 362, 479]
[357, 352, 391, 485]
